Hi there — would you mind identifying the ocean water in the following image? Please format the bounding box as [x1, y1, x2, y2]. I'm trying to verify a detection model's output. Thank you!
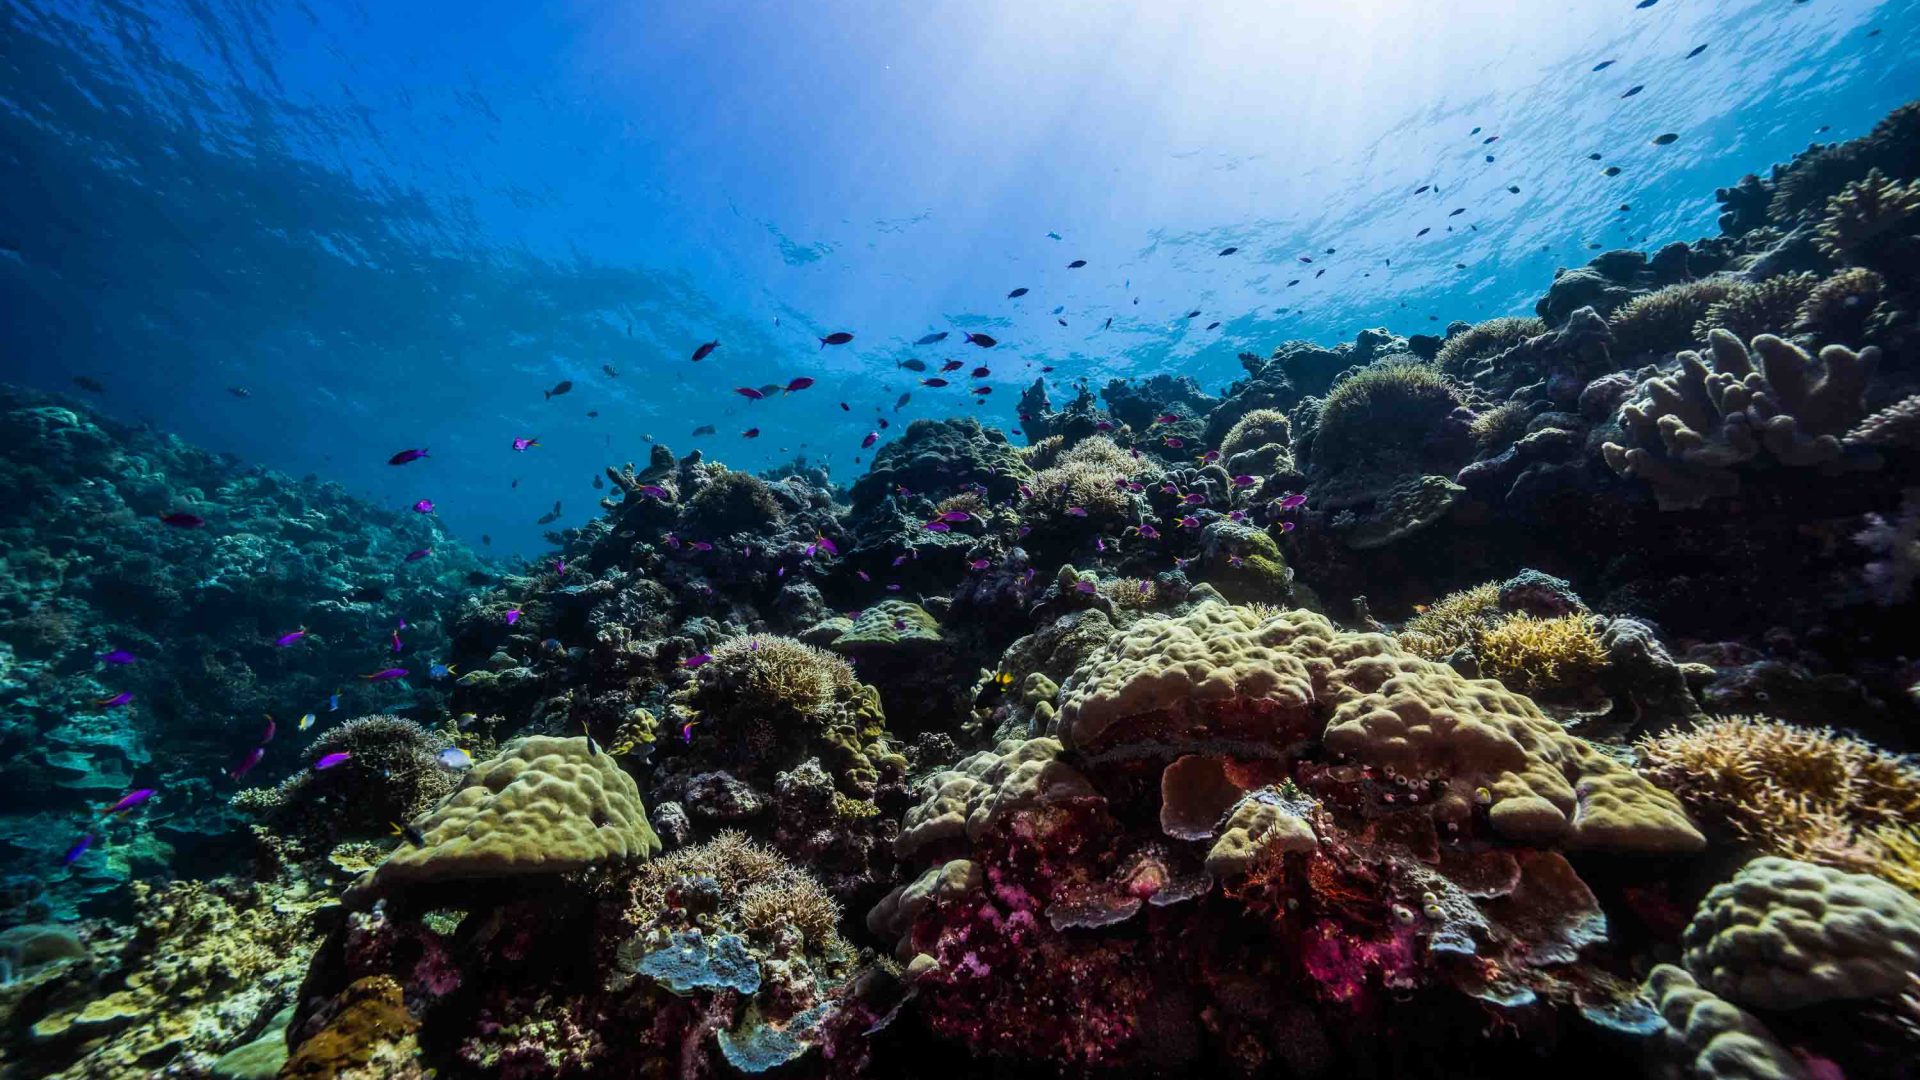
[3, 2, 1920, 1078]
[1, 0, 1913, 555]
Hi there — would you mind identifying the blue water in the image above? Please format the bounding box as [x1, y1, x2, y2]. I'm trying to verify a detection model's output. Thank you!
[2, 0, 1916, 556]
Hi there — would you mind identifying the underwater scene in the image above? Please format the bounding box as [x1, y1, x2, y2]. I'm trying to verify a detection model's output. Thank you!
[3, 0, 1920, 1076]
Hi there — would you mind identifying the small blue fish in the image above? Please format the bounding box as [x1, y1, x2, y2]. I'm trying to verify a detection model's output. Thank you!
[61, 834, 93, 866]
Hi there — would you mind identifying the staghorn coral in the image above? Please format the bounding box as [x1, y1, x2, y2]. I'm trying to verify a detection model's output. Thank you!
[356, 734, 660, 895]
[1397, 582, 1502, 659]
[1793, 267, 1888, 344]
[1468, 400, 1534, 455]
[1636, 715, 1920, 871]
[1872, 824, 1920, 900]
[1023, 435, 1152, 528]
[1434, 315, 1545, 377]
[1608, 279, 1741, 359]
[1814, 169, 1920, 278]
[1471, 613, 1610, 693]
[1681, 856, 1920, 1010]
[1601, 330, 1879, 510]
[1693, 275, 1819, 345]
[684, 469, 784, 534]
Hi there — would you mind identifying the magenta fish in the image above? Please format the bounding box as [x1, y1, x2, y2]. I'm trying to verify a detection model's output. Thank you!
[1199, 450, 1221, 464]
[684, 653, 712, 669]
[638, 485, 670, 499]
[229, 747, 264, 780]
[734, 387, 765, 400]
[1155, 413, 1178, 424]
[1277, 520, 1297, 533]
[102, 788, 156, 816]
[1066, 507, 1088, 517]
[1095, 421, 1113, 432]
[388, 448, 429, 465]
[862, 432, 878, 449]
[924, 521, 951, 533]
[361, 667, 408, 681]
[1182, 493, 1206, 505]
[1164, 436, 1185, 449]
[1138, 523, 1160, 539]
[94, 691, 133, 708]
[274, 628, 308, 647]
[785, 377, 814, 393]
[260, 715, 276, 744]
[98, 649, 137, 665]
[404, 547, 432, 562]
[61, 834, 93, 866]
[1074, 580, 1096, 594]
[857, 570, 871, 582]
[411, 499, 435, 514]
[505, 608, 521, 626]
[939, 510, 972, 523]
[1231, 475, 1256, 488]
[1278, 493, 1308, 510]
[969, 558, 991, 570]
[512, 437, 540, 451]
[690, 541, 713, 552]
[1176, 516, 1199, 529]
[314, 752, 352, 771]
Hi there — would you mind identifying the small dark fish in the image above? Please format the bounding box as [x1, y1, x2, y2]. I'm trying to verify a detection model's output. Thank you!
[1589, 152, 1604, 160]
[735, 386, 765, 400]
[603, 363, 619, 377]
[1206, 321, 1220, 330]
[1482, 136, 1498, 145]
[1103, 317, 1112, 329]
[392, 821, 427, 847]
[940, 359, 965, 373]
[1448, 207, 1465, 217]
[784, 377, 814, 393]
[61, 834, 93, 865]
[1287, 279, 1300, 286]
[1685, 44, 1707, 59]
[1299, 256, 1313, 264]
[73, 375, 106, 393]
[1414, 184, 1430, 194]
[1651, 132, 1679, 145]
[1592, 59, 1616, 71]
[742, 427, 760, 439]
[1635, 0, 1656, 8]
[913, 332, 948, 345]
[898, 358, 927, 372]
[482, 534, 492, 545]
[160, 512, 205, 528]
[1067, 260, 1086, 268]
[1469, 126, 1481, 136]
[1507, 185, 1521, 194]
[1619, 203, 1631, 212]
[388, 448, 429, 465]
[1621, 85, 1644, 99]
[1602, 165, 1623, 177]
[1184, 309, 1201, 319]
[1007, 287, 1029, 298]
[1416, 228, 1431, 237]
[862, 431, 878, 449]
[691, 341, 723, 365]
[1217, 246, 1238, 256]
[894, 392, 911, 410]
[1314, 269, 1325, 278]
[922, 378, 949, 388]
[839, 402, 850, 411]
[819, 332, 854, 348]
[544, 379, 573, 400]
[404, 547, 432, 563]
[963, 332, 997, 348]
[592, 474, 603, 489]
[972, 386, 992, 395]
[691, 424, 716, 436]
[586, 410, 599, 418]
[970, 366, 991, 378]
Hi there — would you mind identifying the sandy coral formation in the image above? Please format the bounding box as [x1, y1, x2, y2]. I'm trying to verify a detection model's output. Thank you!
[1602, 330, 1880, 509]
[1681, 856, 1920, 1010]
[1435, 316, 1544, 377]
[358, 734, 659, 894]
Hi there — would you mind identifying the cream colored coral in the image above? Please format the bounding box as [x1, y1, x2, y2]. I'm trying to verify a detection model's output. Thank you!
[1646, 964, 1809, 1080]
[1051, 604, 1339, 753]
[368, 735, 659, 889]
[1681, 856, 1920, 1010]
[895, 738, 1094, 857]
[1205, 788, 1319, 877]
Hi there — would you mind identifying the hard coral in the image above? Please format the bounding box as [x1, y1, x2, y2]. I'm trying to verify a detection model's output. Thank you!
[685, 469, 784, 534]
[1471, 613, 1610, 693]
[240, 714, 455, 849]
[1815, 169, 1920, 279]
[627, 831, 843, 953]
[1645, 964, 1810, 1080]
[1608, 279, 1740, 359]
[1313, 360, 1462, 466]
[1023, 436, 1151, 529]
[1434, 316, 1544, 377]
[1694, 275, 1819, 345]
[1218, 408, 1295, 476]
[1636, 715, 1920, 872]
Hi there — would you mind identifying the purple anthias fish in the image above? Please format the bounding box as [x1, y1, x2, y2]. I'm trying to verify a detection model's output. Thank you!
[1164, 437, 1185, 449]
[938, 511, 971, 523]
[554, 559, 565, 574]
[361, 667, 408, 681]
[1065, 507, 1088, 517]
[94, 691, 133, 708]
[274, 628, 308, 647]
[512, 437, 539, 451]
[103, 788, 156, 816]
[99, 649, 137, 665]
[1176, 516, 1200, 529]
[1181, 493, 1206, 505]
[1138, 524, 1160, 539]
[886, 584, 901, 592]
[1228, 510, 1248, 522]
[1277, 493, 1308, 510]
[388, 448, 429, 465]
[924, 521, 951, 533]
[684, 654, 712, 669]
[314, 752, 352, 771]
[405, 547, 432, 562]
[1074, 580, 1097, 594]
[411, 499, 435, 514]
[260, 715, 276, 744]
[1231, 475, 1257, 488]
[1199, 450, 1221, 464]
[61, 834, 93, 866]
[968, 558, 991, 570]
[1277, 520, 1298, 533]
[229, 746, 264, 780]
[391, 630, 404, 653]
[690, 541, 713, 552]
[638, 485, 670, 499]
[505, 609, 521, 626]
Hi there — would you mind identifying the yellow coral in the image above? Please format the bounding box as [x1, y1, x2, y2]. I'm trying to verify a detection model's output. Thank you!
[1636, 715, 1920, 876]
[1472, 613, 1610, 692]
[1397, 582, 1502, 659]
[1871, 824, 1920, 899]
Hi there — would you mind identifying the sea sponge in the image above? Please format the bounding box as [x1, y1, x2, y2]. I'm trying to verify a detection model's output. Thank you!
[362, 735, 660, 891]
[1645, 965, 1810, 1080]
[1313, 360, 1462, 466]
[1814, 169, 1920, 274]
[1471, 613, 1610, 692]
[1681, 856, 1920, 1010]
[1793, 267, 1886, 344]
[685, 470, 784, 534]
[1602, 331, 1879, 510]
[896, 737, 1095, 857]
[1636, 715, 1920, 870]
[1218, 408, 1294, 475]
[1693, 275, 1819, 345]
[1608, 279, 1741, 359]
[1434, 316, 1544, 377]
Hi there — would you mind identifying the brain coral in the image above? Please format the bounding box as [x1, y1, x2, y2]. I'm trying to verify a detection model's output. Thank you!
[1645, 965, 1810, 1080]
[1680, 856, 1920, 1010]
[364, 735, 659, 891]
[896, 737, 1095, 857]
[1052, 602, 1703, 853]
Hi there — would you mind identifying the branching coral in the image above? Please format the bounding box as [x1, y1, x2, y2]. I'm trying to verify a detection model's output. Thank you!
[1815, 169, 1920, 277]
[1434, 315, 1544, 376]
[1313, 360, 1462, 466]
[1396, 582, 1502, 659]
[239, 715, 456, 851]
[1693, 274, 1819, 345]
[1608, 279, 1740, 359]
[1601, 330, 1879, 510]
[1023, 435, 1150, 527]
[627, 831, 843, 952]
[1793, 266, 1888, 344]
[1636, 715, 1920, 873]
[685, 470, 784, 534]
[1856, 489, 1920, 605]
[1217, 408, 1294, 475]
[1468, 401, 1534, 455]
[1471, 613, 1610, 693]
